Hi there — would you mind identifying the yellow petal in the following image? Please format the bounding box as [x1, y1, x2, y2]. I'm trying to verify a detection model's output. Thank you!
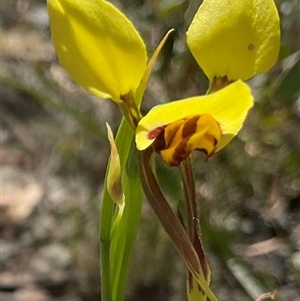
[47, 0, 147, 102]
[136, 80, 253, 151]
[187, 0, 280, 81]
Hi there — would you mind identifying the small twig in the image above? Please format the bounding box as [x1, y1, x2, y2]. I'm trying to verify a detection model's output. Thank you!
[255, 291, 277, 301]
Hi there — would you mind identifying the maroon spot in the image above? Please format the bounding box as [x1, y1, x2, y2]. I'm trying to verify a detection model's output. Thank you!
[147, 126, 165, 140]
[248, 43, 255, 51]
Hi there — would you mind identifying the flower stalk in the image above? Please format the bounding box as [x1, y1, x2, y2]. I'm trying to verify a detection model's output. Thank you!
[138, 148, 218, 301]
[180, 158, 211, 300]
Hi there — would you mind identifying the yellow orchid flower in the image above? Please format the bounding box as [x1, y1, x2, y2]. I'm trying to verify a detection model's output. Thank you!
[136, 0, 280, 166]
[136, 80, 253, 166]
[187, 0, 280, 83]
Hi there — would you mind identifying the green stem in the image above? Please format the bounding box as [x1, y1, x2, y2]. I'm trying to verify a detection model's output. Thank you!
[100, 236, 113, 301]
[100, 175, 115, 301]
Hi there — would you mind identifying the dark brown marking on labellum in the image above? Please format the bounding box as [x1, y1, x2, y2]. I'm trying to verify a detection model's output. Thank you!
[171, 139, 189, 166]
[181, 115, 200, 139]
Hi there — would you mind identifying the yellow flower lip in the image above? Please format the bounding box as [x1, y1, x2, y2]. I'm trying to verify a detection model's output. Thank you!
[187, 0, 280, 81]
[47, 0, 147, 102]
[136, 80, 254, 153]
[153, 114, 222, 166]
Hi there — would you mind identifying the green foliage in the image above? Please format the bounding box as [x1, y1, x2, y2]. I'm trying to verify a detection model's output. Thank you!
[100, 120, 143, 301]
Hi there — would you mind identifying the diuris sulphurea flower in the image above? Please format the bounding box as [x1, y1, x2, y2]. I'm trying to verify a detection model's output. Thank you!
[136, 80, 253, 166]
[136, 0, 280, 167]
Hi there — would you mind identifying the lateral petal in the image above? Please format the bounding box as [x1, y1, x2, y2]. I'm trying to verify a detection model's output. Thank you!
[47, 0, 147, 102]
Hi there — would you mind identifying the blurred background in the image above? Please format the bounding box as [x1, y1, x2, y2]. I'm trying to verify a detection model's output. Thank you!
[1, 0, 299, 300]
